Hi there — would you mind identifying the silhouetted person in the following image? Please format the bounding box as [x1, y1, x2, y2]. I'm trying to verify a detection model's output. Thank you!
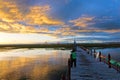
[61, 74, 66, 80]
[70, 49, 76, 68]
[108, 53, 111, 68]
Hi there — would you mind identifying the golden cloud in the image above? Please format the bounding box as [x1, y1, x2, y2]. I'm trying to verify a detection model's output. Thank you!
[26, 5, 64, 25]
[54, 27, 76, 36]
[52, 28, 120, 38]
[0, 1, 64, 33]
[0, 22, 36, 33]
[69, 16, 94, 28]
[0, 1, 23, 22]
[1, 0, 119, 39]
[0, 22, 10, 31]
[74, 29, 120, 33]
[9, 23, 36, 33]
[35, 27, 50, 33]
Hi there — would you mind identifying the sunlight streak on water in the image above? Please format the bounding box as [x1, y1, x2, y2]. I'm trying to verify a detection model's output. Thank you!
[0, 48, 70, 80]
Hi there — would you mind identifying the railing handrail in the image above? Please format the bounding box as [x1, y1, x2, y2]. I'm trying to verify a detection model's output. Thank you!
[82, 47, 120, 72]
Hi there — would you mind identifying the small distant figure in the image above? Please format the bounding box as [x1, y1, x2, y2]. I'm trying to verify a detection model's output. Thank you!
[70, 49, 76, 68]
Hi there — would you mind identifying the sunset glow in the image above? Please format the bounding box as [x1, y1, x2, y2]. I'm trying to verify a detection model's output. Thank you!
[0, 0, 120, 44]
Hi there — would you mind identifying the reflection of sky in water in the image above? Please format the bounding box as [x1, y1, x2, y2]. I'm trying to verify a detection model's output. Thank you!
[0, 48, 70, 80]
[96, 48, 120, 61]
[0, 48, 55, 58]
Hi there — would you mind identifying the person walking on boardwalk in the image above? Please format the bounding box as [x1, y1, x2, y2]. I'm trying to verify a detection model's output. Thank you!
[70, 49, 76, 68]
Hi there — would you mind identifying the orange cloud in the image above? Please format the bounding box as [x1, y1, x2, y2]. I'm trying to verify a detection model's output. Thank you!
[54, 27, 77, 36]
[9, 23, 36, 33]
[26, 5, 64, 26]
[0, 22, 36, 33]
[0, 1, 64, 34]
[35, 27, 50, 33]
[74, 29, 120, 33]
[1, 0, 118, 40]
[69, 16, 94, 28]
[0, 1, 23, 22]
[0, 22, 10, 31]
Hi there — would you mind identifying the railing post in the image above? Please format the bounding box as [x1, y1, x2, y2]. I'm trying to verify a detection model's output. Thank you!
[87, 50, 89, 54]
[108, 53, 111, 68]
[99, 51, 101, 62]
[68, 58, 71, 80]
[93, 49, 96, 58]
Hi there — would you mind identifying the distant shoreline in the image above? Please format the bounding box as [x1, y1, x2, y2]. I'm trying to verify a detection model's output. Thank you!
[0, 43, 120, 48]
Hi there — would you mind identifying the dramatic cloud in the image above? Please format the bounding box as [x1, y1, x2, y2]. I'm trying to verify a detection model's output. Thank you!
[54, 27, 76, 36]
[0, 1, 23, 22]
[0, 0, 120, 43]
[26, 5, 64, 26]
[0, 0, 64, 33]
[69, 16, 94, 28]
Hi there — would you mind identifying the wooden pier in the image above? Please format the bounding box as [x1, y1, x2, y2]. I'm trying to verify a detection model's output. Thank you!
[70, 47, 120, 80]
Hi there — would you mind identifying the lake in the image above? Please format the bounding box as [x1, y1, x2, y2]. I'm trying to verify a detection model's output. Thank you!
[0, 48, 71, 80]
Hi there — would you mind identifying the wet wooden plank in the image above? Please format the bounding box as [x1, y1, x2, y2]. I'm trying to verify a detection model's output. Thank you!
[71, 47, 120, 80]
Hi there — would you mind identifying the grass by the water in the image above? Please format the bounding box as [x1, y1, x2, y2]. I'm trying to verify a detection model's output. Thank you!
[0, 43, 120, 49]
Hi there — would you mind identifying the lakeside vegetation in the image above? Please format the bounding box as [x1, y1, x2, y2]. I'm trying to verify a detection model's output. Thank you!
[0, 43, 120, 49]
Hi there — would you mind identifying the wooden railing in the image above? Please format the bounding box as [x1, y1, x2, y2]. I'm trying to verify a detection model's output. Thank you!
[99, 53, 120, 72]
[85, 48, 120, 72]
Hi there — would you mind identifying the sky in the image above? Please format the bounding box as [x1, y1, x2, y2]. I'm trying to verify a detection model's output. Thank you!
[0, 0, 120, 44]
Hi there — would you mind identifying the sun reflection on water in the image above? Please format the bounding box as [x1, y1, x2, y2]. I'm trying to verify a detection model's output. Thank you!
[0, 48, 70, 80]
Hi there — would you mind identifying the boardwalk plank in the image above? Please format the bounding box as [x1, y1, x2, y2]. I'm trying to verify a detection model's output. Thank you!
[71, 47, 120, 80]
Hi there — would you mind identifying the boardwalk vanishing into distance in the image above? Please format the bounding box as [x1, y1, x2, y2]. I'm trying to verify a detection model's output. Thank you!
[70, 47, 120, 80]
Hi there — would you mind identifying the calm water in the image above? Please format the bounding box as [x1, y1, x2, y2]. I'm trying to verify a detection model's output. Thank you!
[0, 47, 120, 80]
[0, 48, 71, 80]
[96, 47, 120, 61]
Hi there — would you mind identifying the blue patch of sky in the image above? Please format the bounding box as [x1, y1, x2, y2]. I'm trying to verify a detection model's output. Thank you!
[48, 27, 60, 31]
[50, 0, 120, 22]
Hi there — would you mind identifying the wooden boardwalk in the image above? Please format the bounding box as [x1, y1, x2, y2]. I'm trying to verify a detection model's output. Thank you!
[71, 47, 120, 80]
